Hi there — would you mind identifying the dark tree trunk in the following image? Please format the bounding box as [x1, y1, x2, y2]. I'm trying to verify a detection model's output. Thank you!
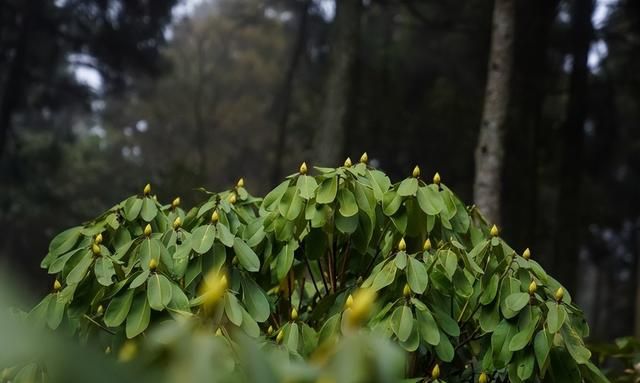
[313, 0, 362, 167]
[473, 0, 515, 225]
[270, 0, 311, 184]
[553, 0, 594, 295]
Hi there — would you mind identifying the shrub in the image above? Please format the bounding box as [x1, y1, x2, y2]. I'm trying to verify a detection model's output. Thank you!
[18, 157, 607, 382]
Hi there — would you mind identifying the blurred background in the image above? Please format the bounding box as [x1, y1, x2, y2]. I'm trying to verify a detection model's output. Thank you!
[0, 0, 639, 343]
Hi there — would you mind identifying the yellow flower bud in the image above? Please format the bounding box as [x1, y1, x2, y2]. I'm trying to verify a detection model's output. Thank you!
[423, 238, 432, 251]
[171, 197, 181, 209]
[148, 258, 158, 271]
[490, 224, 499, 237]
[523, 248, 531, 260]
[97, 305, 104, 315]
[267, 325, 274, 336]
[227, 193, 237, 204]
[299, 162, 308, 175]
[479, 372, 489, 383]
[528, 281, 537, 295]
[345, 294, 354, 309]
[403, 283, 411, 297]
[211, 209, 219, 223]
[95, 233, 103, 245]
[237, 178, 245, 188]
[398, 237, 406, 251]
[291, 307, 298, 321]
[276, 329, 285, 343]
[360, 152, 368, 164]
[215, 328, 223, 336]
[143, 183, 151, 196]
[118, 341, 137, 362]
[172, 216, 181, 230]
[344, 157, 352, 167]
[433, 172, 441, 185]
[200, 270, 228, 309]
[431, 364, 440, 379]
[555, 287, 564, 302]
[92, 243, 101, 256]
[347, 288, 376, 328]
[412, 165, 421, 178]
[53, 279, 62, 291]
[144, 224, 152, 237]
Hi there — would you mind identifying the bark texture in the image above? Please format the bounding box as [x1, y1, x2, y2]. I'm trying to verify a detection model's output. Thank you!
[473, 0, 515, 225]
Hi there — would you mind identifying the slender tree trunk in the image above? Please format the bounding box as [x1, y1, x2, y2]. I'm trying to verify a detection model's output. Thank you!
[271, 0, 311, 184]
[313, 0, 361, 166]
[553, 0, 593, 295]
[473, 0, 515, 225]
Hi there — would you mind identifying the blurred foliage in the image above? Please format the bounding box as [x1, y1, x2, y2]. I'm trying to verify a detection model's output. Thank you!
[591, 337, 640, 383]
[4, 161, 608, 382]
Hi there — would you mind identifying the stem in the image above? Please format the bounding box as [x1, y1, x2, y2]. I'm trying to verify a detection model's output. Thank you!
[317, 259, 330, 293]
[304, 255, 321, 297]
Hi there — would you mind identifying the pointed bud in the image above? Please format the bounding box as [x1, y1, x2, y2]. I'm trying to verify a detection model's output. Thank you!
[92, 243, 101, 256]
[360, 152, 368, 164]
[276, 329, 285, 343]
[299, 162, 308, 175]
[555, 287, 564, 302]
[144, 224, 152, 237]
[523, 248, 531, 260]
[148, 258, 158, 271]
[200, 271, 228, 309]
[143, 183, 151, 196]
[215, 328, 223, 336]
[53, 279, 62, 291]
[347, 288, 376, 328]
[211, 210, 219, 223]
[423, 238, 432, 251]
[398, 237, 407, 251]
[267, 325, 274, 336]
[172, 197, 181, 209]
[227, 193, 237, 204]
[431, 364, 440, 379]
[490, 225, 499, 237]
[412, 165, 421, 178]
[95, 233, 103, 245]
[97, 305, 104, 315]
[344, 157, 352, 167]
[528, 281, 537, 295]
[479, 372, 489, 383]
[403, 283, 411, 297]
[291, 307, 298, 321]
[236, 178, 245, 188]
[345, 294, 354, 309]
[172, 216, 181, 230]
[433, 172, 441, 185]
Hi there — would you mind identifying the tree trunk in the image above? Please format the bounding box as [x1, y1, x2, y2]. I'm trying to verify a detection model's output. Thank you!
[313, 0, 361, 167]
[270, 0, 311, 184]
[473, 0, 515, 225]
[553, 0, 593, 295]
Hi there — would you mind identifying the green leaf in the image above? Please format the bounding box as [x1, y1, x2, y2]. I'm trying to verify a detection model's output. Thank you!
[48, 248, 82, 274]
[479, 274, 500, 305]
[509, 312, 538, 351]
[47, 294, 66, 329]
[286, 322, 300, 352]
[394, 251, 407, 270]
[397, 178, 418, 197]
[104, 289, 135, 327]
[141, 197, 158, 222]
[534, 330, 551, 369]
[516, 351, 535, 381]
[391, 305, 414, 342]
[191, 224, 216, 254]
[47, 226, 82, 259]
[297, 175, 318, 200]
[492, 319, 517, 368]
[547, 302, 566, 334]
[233, 237, 260, 272]
[434, 330, 454, 362]
[316, 177, 338, 204]
[406, 257, 428, 294]
[130, 270, 150, 289]
[147, 273, 173, 311]
[382, 190, 402, 216]
[67, 250, 93, 285]
[416, 186, 444, 215]
[337, 188, 358, 217]
[276, 240, 297, 280]
[561, 323, 591, 364]
[505, 292, 530, 313]
[241, 277, 270, 322]
[366, 169, 391, 202]
[371, 261, 397, 291]
[94, 257, 115, 286]
[126, 294, 150, 338]
[415, 308, 440, 346]
[279, 186, 304, 220]
[262, 180, 290, 210]
[167, 283, 191, 315]
[432, 307, 460, 337]
[224, 292, 243, 326]
[124, 197, 143, 221]
[216, 222, 235, 247]
[443, 250, 457, 280]
[240, 307, 260, 337]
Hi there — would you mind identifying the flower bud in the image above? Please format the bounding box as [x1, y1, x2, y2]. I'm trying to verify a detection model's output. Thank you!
[555, 287, 564, 302]
[398, 237, 407, 251]
[172, 197, 181, 209]
[403, 283, 411, 297]
[227, 193, 237, 204]
[92, 243, 101, 256]
[528, 281, 537, 295]
[490, 225, 499, 237]
[412, 165, 421, 178]
[267, 325, 274, 336]
[344, 157, 352, 167]
[148, 258, 158, 271]
[211, 209, 219, 223]
[215, 328, 223, 336]
[423, 238, 432, 251]
[346, 288, 376, 328]
[523, 248, 531, 260]
[200, 271, 228, 309]
[118, 341, 137, 362]
[360, 152, 368, 164]
[276, 329, 284, 343]
[345, 294, 354, 309]
[291, 307, 298, 321]
[299, 162, 308, 175]
[479, 372, 489, 383]
[97, 305, 104, 315]
[95, 233, 103, 245]
[53, 279, 62, 291]
[431, 364, 440, 379]
[237, 178, 245, 188]
[105, 346, 111, 355]
[144, 224, 152, 237]
[172, 216, 181, 230]
[433, 172, 441, 185]
[143, 183, 151, 196]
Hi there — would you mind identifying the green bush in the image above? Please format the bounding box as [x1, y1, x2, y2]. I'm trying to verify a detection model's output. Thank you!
[15, 157, 608, 382]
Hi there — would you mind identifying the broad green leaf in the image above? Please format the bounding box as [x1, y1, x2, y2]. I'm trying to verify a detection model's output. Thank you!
[406, 257, 428, 294]
[47, 226, 82, 259]
[95, 257, 115, 286]
[395, 251, 407, 270]
[286, 322, 300, 352]
[516, 351, 535, 380]
[104, 289, 135, 327]
[147, 273, 173, 311]
[124, 197, 143, 221]
[191, 225, 216, 254]
[126, 294, 150, 338]
[167, 283, 191, 315]
[432, 307, 460, 337]
[48, 248, 82, 274]
[242, 277, 270, 322]
[367, 169, 391, 202]
[416, 186, 444, 215]
[337, 188, 358, 217]
[391, 305, 413, 342]
[141, 197, 158, 222]
[47, 294, 66, 329]
[443, 250, 457, 280]
[397, 178, 418, 197]
[371, 261, 397, 291]
[534, 330, 551, 369]
[216, 222, 235, 247]
[262, 180, 290, 210]
[561, 323, 591, 364]
[547, 302, 566, 333]
[224, 292, 243, 326]
[415, 308, 440, 346]
[67, 251, 93, 285]
[505, 292, 530, 313]
[297, 175, 318, 200]
[434, 330, 454, 362]
[240, 307, 260, 337]
[399, 320, 420, 351]
[130, 270, 150, 289]
[233, 237, 260, 272]
[479, 274, 499, 305]
[316, 177, 338, 204]
[279, 186, 304, 220]
[492, 319, 517, 368]
[382, 190, 402, 216]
